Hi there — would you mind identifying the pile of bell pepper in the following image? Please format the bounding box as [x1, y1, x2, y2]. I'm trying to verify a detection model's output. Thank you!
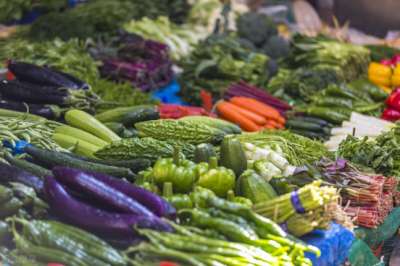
[368, 55, 400, 93]
[382, 88, 400, 121]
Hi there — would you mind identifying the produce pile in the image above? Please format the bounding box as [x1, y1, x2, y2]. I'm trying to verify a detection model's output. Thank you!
[1, 2, 400, 266]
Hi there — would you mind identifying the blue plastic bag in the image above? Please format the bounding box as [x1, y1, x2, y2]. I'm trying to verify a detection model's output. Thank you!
[152, 80, 186, 105]
[301, 222, 355, 266]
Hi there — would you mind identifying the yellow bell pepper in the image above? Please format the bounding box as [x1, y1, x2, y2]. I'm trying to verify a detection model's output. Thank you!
[368, 62, 392, 77]
[392, 75, 400, 87]
[369, 74, 392, 87]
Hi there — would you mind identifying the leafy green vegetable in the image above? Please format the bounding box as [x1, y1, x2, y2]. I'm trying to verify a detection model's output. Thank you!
[28, 0, 192, 40]
[179, 34, 270, 105]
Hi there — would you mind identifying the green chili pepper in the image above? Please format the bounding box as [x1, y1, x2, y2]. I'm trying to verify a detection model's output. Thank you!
[0, 198, 23, 218]
[10, 218, 125, 266]
[321, 85, 358, 100]
[349, 79, 388, 101]
[0, 185, 13, 203]
[167, 194, 193, 210]
[303, 107, 349, 124]
[178, 208, 259, 243]
[313, 97, 353, 109]
[196, 157, 235, 197]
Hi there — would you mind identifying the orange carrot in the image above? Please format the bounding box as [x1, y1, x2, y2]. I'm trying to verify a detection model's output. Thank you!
[276, 115, 286, 125]
[230, 97, 281, 122]
[223, 102, 267, 125]
[263, 123, 275, 129]
[266, 120, 279, 128]
[216, 101, 260, 131]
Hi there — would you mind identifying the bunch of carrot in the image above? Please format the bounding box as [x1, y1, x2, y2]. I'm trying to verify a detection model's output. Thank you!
[216, 96, 285, 132]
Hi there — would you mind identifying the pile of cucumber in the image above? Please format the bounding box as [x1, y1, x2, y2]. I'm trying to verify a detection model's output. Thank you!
[285, 115, 333, 140]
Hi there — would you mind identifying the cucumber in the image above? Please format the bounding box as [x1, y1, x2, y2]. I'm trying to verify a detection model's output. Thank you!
[236, 170, 277, 204]
[285, 119, 324, 133]
[194, 143, 216, 163]
[292, 116, 331, 127]
[4, 153, 51, 178]
[54, 125, 108, 148]
[95, 105, 152, 123]
[104, 122, 126, 135]
[220, 136, 247, 177]
[65, 109, 120, 143]
[25, 146, 135, 179]
[290, 129, 326, 140]
[120, 107, 159, 127]
[52, 133, 100, 158]
[59, 152, 151, 173]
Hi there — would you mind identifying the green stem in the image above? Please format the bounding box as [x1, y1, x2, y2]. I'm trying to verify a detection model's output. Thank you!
[208, 157, 218, 169]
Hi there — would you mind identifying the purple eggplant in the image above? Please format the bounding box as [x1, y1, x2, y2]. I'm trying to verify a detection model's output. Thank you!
[0, 98, 61, 119]
[8, 61, 85, 90]
[44, 176, 173, 237]
[52, 167, 154, 217]
[82, 170, 176, 218]
[0, 162, 44, 194]
[0, 80, 67, 105]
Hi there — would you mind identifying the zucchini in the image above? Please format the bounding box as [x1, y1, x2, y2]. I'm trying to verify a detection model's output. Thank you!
[52, 133, 100, 158]
[65, 109, 120, 143]
[95, 105, 152, 124]
[4, 154, 51, 178]
[220, 137, 247, 177]
[194, 143, 216, 163]
[104, 122, 126, 135]
[54, 125, 108, 148]
[290, 129, 326, 140]
[180, 116, 242, 134]
[120, 107, 159, 126]
[291, 116, 331, 127]
[236, 170, 277, 204]
[25, 146, 135, 179]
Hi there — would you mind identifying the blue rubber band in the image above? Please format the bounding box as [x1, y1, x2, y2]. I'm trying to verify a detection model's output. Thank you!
[2, 140, 31, 155]
[290, 190, 305, 214]
[280, 222, 289, 233]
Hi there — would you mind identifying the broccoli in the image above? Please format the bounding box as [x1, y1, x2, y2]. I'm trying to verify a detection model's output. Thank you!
[263, 35, 290, 59]
[236, 12, 277, 47]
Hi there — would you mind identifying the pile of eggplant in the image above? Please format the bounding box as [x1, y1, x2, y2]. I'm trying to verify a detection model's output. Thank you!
[0, 61, 99, 119]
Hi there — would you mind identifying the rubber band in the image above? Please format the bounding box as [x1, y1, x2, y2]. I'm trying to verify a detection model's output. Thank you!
[290, 190, 305, 214]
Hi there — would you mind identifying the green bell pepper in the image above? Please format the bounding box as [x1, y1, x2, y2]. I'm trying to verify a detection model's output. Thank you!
[151, 150, 197, 193]
[196, 157, 235, 197]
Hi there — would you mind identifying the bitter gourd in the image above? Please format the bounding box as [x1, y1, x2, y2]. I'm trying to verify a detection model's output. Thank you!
[95, 137, 195, 161]
[135, 119, 226, 144]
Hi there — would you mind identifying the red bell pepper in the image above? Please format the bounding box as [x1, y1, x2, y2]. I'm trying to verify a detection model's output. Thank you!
[381, 59, 394, 67]
[382, 108, 400, 121]
[385, 88, 400, 111]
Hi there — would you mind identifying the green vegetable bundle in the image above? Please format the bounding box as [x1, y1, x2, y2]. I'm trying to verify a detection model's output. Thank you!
[179, 35, 271, 105]
[252, 181, 337, 223]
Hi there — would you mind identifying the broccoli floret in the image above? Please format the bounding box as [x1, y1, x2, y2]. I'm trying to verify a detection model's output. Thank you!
[263, 35, 290, 59]
[236, 12, 277, 47]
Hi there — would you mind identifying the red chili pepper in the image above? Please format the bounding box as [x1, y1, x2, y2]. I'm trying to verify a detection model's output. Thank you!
[47, 263, 65, 266]
[382, 108, 400, 121]
[6, 70, 15, 81]
[160, 262, 179, 266]
[159, 104, 214, 119]
[200, 90, 213, 112]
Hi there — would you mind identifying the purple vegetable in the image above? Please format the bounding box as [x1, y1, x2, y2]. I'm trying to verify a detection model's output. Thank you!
[82, 170, 176, 218]
[52, 166, 154, 217]
[8, 61, 86, 90]
[0, 97, 61, 119]
[225, 81, 292, 111]
[0, 162, 44, 194]
[44, 176, 173, 237]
